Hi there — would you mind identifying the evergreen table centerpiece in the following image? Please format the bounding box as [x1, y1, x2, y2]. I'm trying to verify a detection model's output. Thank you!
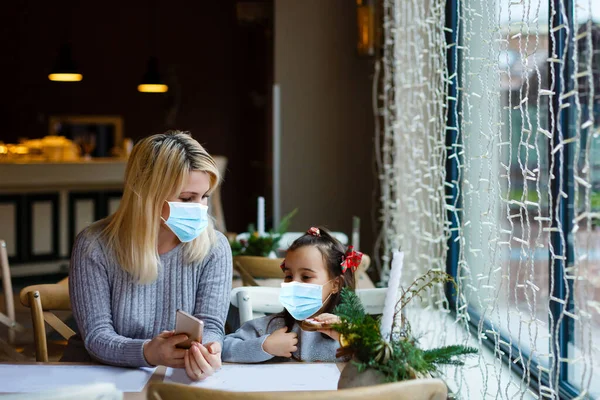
[334, 251, 477, 388]
[228, 201, 297, 286]
[229, 207, 297, 257]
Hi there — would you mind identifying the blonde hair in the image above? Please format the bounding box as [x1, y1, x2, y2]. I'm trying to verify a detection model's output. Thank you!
[102, 130, 220, 283]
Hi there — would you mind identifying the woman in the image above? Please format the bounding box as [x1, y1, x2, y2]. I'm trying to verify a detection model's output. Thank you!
[63, 130, 232, 381]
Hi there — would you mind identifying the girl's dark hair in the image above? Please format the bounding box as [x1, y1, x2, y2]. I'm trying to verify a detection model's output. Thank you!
[274, 226, 357, 333]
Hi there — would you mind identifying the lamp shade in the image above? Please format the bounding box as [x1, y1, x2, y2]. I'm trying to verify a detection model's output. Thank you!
[138, 56, 168, 93]
[48, 43, 83, 82]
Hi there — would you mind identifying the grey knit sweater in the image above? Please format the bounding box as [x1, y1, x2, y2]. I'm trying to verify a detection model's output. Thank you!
[65, 222, 232, 368]
[223, 314, 343, 363]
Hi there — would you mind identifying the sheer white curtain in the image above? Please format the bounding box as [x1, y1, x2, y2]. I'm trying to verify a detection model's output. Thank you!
[376, 0, 600, 397]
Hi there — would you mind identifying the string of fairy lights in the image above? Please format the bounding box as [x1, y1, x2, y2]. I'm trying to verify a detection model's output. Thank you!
[375, 0, 599, 397]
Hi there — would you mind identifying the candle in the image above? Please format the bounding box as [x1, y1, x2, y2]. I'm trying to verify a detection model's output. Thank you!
[380, 251, 404, 342]
[257, 196, 265, 236]
[351, 216, 360, 251]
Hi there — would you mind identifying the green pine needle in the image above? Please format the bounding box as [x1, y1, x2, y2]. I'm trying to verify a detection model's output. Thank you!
[333, 286, 478, 383]
[334, 287, 366, 322]
[423, 345, 479, 365]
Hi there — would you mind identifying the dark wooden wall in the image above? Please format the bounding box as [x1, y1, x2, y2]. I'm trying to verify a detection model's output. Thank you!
[0, 0, 274, 233]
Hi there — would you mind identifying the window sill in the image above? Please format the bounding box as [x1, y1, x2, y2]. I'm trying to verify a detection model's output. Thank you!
[405, 307, 537, 399]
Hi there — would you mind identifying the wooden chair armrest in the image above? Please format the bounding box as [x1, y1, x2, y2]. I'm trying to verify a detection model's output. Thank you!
[233, 261, 260, 287]
[358, 254, 371, 273]
[20, 281, 71, 310]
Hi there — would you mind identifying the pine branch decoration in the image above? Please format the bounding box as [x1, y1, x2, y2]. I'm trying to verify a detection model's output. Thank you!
[334, 286, 366, 322]
[332, 285, 477, 384]
[392, 270, 455, 331]
[423, 345, 479, 366]
[333, 290, 384, 362]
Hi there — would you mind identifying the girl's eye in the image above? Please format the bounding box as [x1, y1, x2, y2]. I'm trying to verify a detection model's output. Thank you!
[284, 276, 293, 281]
[180, 197, 192, 202]
[302, 276, 312, 281]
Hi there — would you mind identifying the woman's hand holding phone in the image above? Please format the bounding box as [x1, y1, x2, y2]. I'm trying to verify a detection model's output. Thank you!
[143, 330, 189, 368]
[172, 309, 221, 381]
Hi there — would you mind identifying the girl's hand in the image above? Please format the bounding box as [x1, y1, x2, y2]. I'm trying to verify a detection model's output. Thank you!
[184, 341, 222, 381]
[263, 327, 298, 357]
[143, 330, 188, 368]
[312, 313, 341, 341]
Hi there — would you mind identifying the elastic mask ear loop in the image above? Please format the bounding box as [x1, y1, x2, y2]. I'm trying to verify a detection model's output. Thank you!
[327, 276, 343, 295]
[160, 200, 170, 224]
[316, 278, 338, 313]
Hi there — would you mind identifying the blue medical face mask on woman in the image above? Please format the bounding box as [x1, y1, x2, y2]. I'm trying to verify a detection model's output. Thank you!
[162, 202, 209, 243]
[279, 280, 334, 321]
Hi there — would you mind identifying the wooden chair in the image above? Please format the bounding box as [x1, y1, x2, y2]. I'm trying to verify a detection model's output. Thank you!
[359, 254, 371, 271]
[233, 256, 284, 287]
[0, 239, 26, 360]
[233, 255, 371, 287]
[19, 277, 74, 362]
[355, 254, 375, 289]
[147, 378, 448, 400]
[230, 286, 387, 325]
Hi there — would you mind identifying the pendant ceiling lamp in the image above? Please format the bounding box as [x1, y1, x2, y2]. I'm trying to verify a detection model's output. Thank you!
[48, 0, 82, 83]
[138, 0, 167, 93]
[138, 57, 168, 93]
[48, 43, 82, 82]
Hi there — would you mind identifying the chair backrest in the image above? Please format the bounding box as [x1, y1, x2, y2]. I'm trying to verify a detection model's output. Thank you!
[0, 239, 26, 360]
[147, 378, 448, 400]
[230, 287, 387, 326]
[358, 254, 371, 273]
[233, 253, 371, 288]
[19, 277, 74, 362]
[0, 240, 17, 343]
[233, 256, 284, 287]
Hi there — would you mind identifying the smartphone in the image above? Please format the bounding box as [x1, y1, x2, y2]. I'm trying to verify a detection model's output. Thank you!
[174, 309, 204, 349]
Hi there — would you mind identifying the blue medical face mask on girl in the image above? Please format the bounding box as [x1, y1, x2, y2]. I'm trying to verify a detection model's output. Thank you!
[279, 280, 335, 321]
[162, 202, 209, 243]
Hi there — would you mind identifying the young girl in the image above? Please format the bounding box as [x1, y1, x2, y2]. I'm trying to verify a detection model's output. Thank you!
[223, 227, 362, 363]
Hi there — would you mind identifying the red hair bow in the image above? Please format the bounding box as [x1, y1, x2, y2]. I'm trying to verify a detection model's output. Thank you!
[307, 227, 321, 237]
[340, 246, 363, 273]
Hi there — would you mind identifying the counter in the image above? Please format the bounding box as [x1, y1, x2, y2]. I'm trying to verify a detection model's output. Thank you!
[0, 158, 127, 188]
[0, 159, 126, 277]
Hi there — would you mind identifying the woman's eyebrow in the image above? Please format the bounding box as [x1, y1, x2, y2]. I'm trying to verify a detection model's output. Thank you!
[180, 191, 199, 195]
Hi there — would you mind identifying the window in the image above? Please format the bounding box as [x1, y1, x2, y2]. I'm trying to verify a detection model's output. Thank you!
[374, 0, 599, 397]
[448, 0, 600, 397]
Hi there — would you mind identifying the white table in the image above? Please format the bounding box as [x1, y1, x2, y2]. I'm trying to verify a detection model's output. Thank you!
[0, 362, 344, 399]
